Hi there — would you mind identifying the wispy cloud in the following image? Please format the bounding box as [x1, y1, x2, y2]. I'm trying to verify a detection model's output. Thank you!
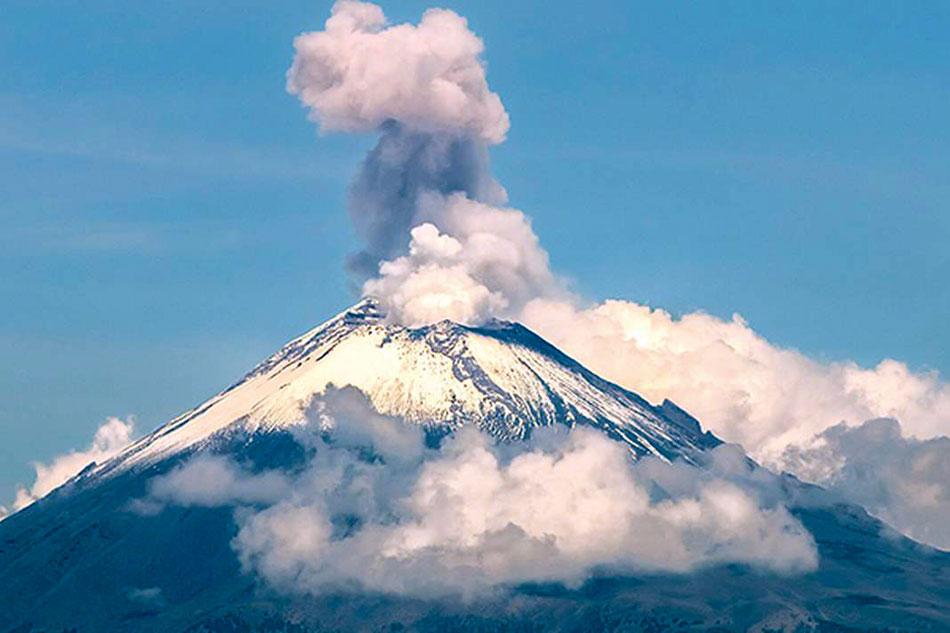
[0, 94, 352, 183]
[0, 221, 242, 255]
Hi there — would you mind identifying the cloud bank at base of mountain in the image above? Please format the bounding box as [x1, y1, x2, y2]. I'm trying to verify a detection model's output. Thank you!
[142, 388, 817, 598]
[12, 416, 134, 511]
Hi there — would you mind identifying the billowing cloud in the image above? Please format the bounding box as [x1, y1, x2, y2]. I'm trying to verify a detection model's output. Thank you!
[519, 299, 950, 464]
[288, 0, 508, 143]
[518, 300, 950, 550]
[13, 416, 135, 511]
[778, 418, 950, 550]
[146, 388, 817, 598]
[365, 223, 508, 326]
[363, 193, 559, 326]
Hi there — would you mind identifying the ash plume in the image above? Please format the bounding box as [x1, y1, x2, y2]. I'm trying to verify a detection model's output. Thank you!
[344, 124, 504, 278]
[282, 0, 950, 554]
[288, 0, 509, 279]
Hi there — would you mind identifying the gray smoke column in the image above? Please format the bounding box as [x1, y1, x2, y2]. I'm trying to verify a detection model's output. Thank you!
[344, 125, 505, 277]
[288, 0, 510, 279]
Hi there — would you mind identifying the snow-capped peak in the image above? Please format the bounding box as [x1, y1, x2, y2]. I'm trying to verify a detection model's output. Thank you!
[105, 298, 717, 472]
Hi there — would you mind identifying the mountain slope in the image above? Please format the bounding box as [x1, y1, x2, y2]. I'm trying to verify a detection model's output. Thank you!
[2, 301, 950, 633]
[2, 441, 949, 633]
[103, 298, 717, 476]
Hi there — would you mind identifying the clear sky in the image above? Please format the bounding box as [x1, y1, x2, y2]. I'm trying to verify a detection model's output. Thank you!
[2, 0, 948, 502]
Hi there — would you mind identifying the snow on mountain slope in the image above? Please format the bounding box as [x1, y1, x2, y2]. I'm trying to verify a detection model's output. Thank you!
[103, 299, 718, 474]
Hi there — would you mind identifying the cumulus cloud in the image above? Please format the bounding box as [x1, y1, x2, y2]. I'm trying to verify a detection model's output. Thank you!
[13, 416, 134, 511]
[288, 0, 508, 143]
[518, 300, 950, 550]
[353, 429, 816, 590]
[365, 223, 505, 326]
[146, 389, 817, 599]
[778, 418, 950, 550]
[519, 299, 950, 464]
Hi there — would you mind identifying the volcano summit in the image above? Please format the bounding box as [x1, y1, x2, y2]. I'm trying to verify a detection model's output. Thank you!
[103, 298, 719, 474]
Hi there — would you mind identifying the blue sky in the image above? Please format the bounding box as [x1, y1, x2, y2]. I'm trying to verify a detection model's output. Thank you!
[2, 0, 948, 501]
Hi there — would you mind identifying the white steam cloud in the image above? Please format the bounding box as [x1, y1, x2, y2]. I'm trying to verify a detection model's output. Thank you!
[363, 193, 559, 326]
[778, 418, 950, 550]
[145, 388, 817, 598]
[13, 416, 134, 511]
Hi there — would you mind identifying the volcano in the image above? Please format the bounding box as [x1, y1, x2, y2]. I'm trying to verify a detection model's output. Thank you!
[1, 302, 949, 633]
[102, 298, 718, 476]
